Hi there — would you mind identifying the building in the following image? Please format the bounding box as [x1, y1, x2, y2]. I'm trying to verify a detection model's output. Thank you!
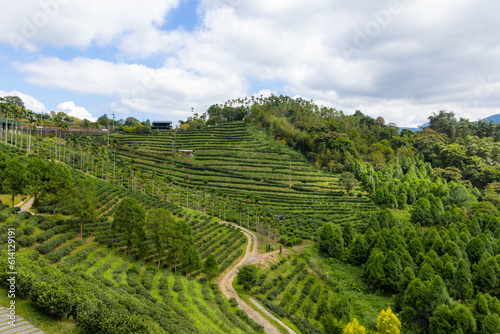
[151, 121, 172, 130]
[178, 150, 194, 157]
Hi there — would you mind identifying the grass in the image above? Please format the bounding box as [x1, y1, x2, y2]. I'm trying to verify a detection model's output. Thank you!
[0, 194, 25, 207]
[0, 286, 80, 333]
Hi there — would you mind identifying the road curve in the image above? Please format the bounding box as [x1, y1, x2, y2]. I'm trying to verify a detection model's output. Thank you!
[217, 221, 297, 334]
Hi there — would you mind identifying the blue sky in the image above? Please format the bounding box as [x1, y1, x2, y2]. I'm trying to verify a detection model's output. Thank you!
[1, 0, 499, 126]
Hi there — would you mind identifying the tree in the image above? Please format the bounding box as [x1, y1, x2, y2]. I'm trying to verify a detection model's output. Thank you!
[401, 278, 431, 332]
[452, 258, 473, 300]
[237, 264, 259, 290]
[364, 248, 386, 290]
[349, 234, 368, 265]
[70, 179, 97, 238]
[452, 303, 477, 333]
[428, 275, 451, 312]
[475, 254, 500, 292]
[429, 304, 453, 334]
[482, 313, 500, 334]
[318, 223, 344, 258]
[26, 157, 47, 215]
[376, 307, 401, 334]
[145, 209, 173, 269]
[184, 245, 201, 272]
[2, 158, 26, 207]
[339, 171, 358, 194]
[343, 318, 366, 334]
[322, 315, 343, 334]
[112, 197, 146, 256]
[203, 254, 219, 283]
[342, 222, 355, 247]
[3, 95, 25, 108]
[45, 161, 73, 219]
[166, 219, 194, 272]
[384, 251, 402, 292]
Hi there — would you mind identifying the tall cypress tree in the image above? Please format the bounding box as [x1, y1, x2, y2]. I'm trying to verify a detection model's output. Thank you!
[452, 258, 473, 300]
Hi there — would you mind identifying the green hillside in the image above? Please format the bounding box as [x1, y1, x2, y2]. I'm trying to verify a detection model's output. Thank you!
[110, 122, 377, 238]
[0, 193, 258, 333]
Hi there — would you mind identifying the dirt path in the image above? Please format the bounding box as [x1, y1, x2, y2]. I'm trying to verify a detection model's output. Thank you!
[16, 197, 34, 215]
[217, 222, 297, 334]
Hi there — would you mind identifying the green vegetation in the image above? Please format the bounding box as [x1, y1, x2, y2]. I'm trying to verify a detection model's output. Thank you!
[3, 95, 500, 333]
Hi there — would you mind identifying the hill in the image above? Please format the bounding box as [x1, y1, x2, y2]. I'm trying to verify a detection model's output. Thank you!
[106, 122, 377, 242]
[480, 113, 500, 123]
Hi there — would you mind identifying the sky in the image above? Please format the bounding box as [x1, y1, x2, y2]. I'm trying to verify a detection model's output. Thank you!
[0, 0, 499, 127]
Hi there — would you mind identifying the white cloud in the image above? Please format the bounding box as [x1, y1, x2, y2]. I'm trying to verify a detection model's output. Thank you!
[5, 0, 500, 126]
[0, 90, 46, 113]
[14, 57, 247, 123]
[1, 0, 180, 51]
[57, 101, 96, 122]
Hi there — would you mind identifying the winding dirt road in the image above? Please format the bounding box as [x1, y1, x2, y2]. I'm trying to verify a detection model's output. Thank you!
[217, 222, 297, 334]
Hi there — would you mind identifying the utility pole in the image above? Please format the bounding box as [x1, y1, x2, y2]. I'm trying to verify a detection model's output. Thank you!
[112, 112, 115, 132]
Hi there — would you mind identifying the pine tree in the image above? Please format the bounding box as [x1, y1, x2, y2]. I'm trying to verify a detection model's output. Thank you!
[112, 197, 146, 256]
[452, 258, 473, 300]
[343, 318, 366, 334]
[401, 278, 431, 333]
[384, 251, 403, 292]
[482, 313, 500, 334]
[429, 304, 453, 334]
[203, 254, 219, 283]
[428, 275, 451, 312]
[417, 263, 435, 282]
[476, 254, 500, 292]
[376, 307, 401, 334]
[349, 235, 368, 265]
[452, 303, 477, 333]
[365, 248, 386, 290]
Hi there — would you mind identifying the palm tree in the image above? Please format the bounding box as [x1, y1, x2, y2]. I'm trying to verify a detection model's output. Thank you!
[185, 176, 190, 208]
[112, 138, 118, 184]
[128, 159, 137, 190]
[151, 171, 157, 197]
[85, 137, 92, 174]
[196, 186, 203, 211]
[47, 134, 54, 160]
[166, 176, 173, 202]
[210, 188, 216, 216]
[100, 146, 107, 180]
[266, 216, 271, 240]
[222, 193, 228, 221]
[61, 122, 69, 163]
[218, 191, 223, 219]
[91, 145, 100, 176]
[237, 201, 243, 226]
[246, 194, 252, 229]
[202, 180, 209, 213]
[254, 198, 260, 233]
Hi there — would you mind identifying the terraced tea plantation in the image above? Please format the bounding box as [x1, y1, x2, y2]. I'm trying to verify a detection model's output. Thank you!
[0, 198, 256, 333]
[249, 256, 393, 333]
[111, 122, 377, 238]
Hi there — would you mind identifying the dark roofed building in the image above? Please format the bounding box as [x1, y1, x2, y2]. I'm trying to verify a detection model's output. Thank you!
[151, 121, 172, 130]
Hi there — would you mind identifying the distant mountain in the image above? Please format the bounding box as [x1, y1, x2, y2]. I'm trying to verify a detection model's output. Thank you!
[399, 127, 420, 133]
[399, 114, 500, 133]
[480, 114, 500, 123]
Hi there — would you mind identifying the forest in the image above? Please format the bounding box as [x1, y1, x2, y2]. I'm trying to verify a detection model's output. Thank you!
[1, 95, 500, 333]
